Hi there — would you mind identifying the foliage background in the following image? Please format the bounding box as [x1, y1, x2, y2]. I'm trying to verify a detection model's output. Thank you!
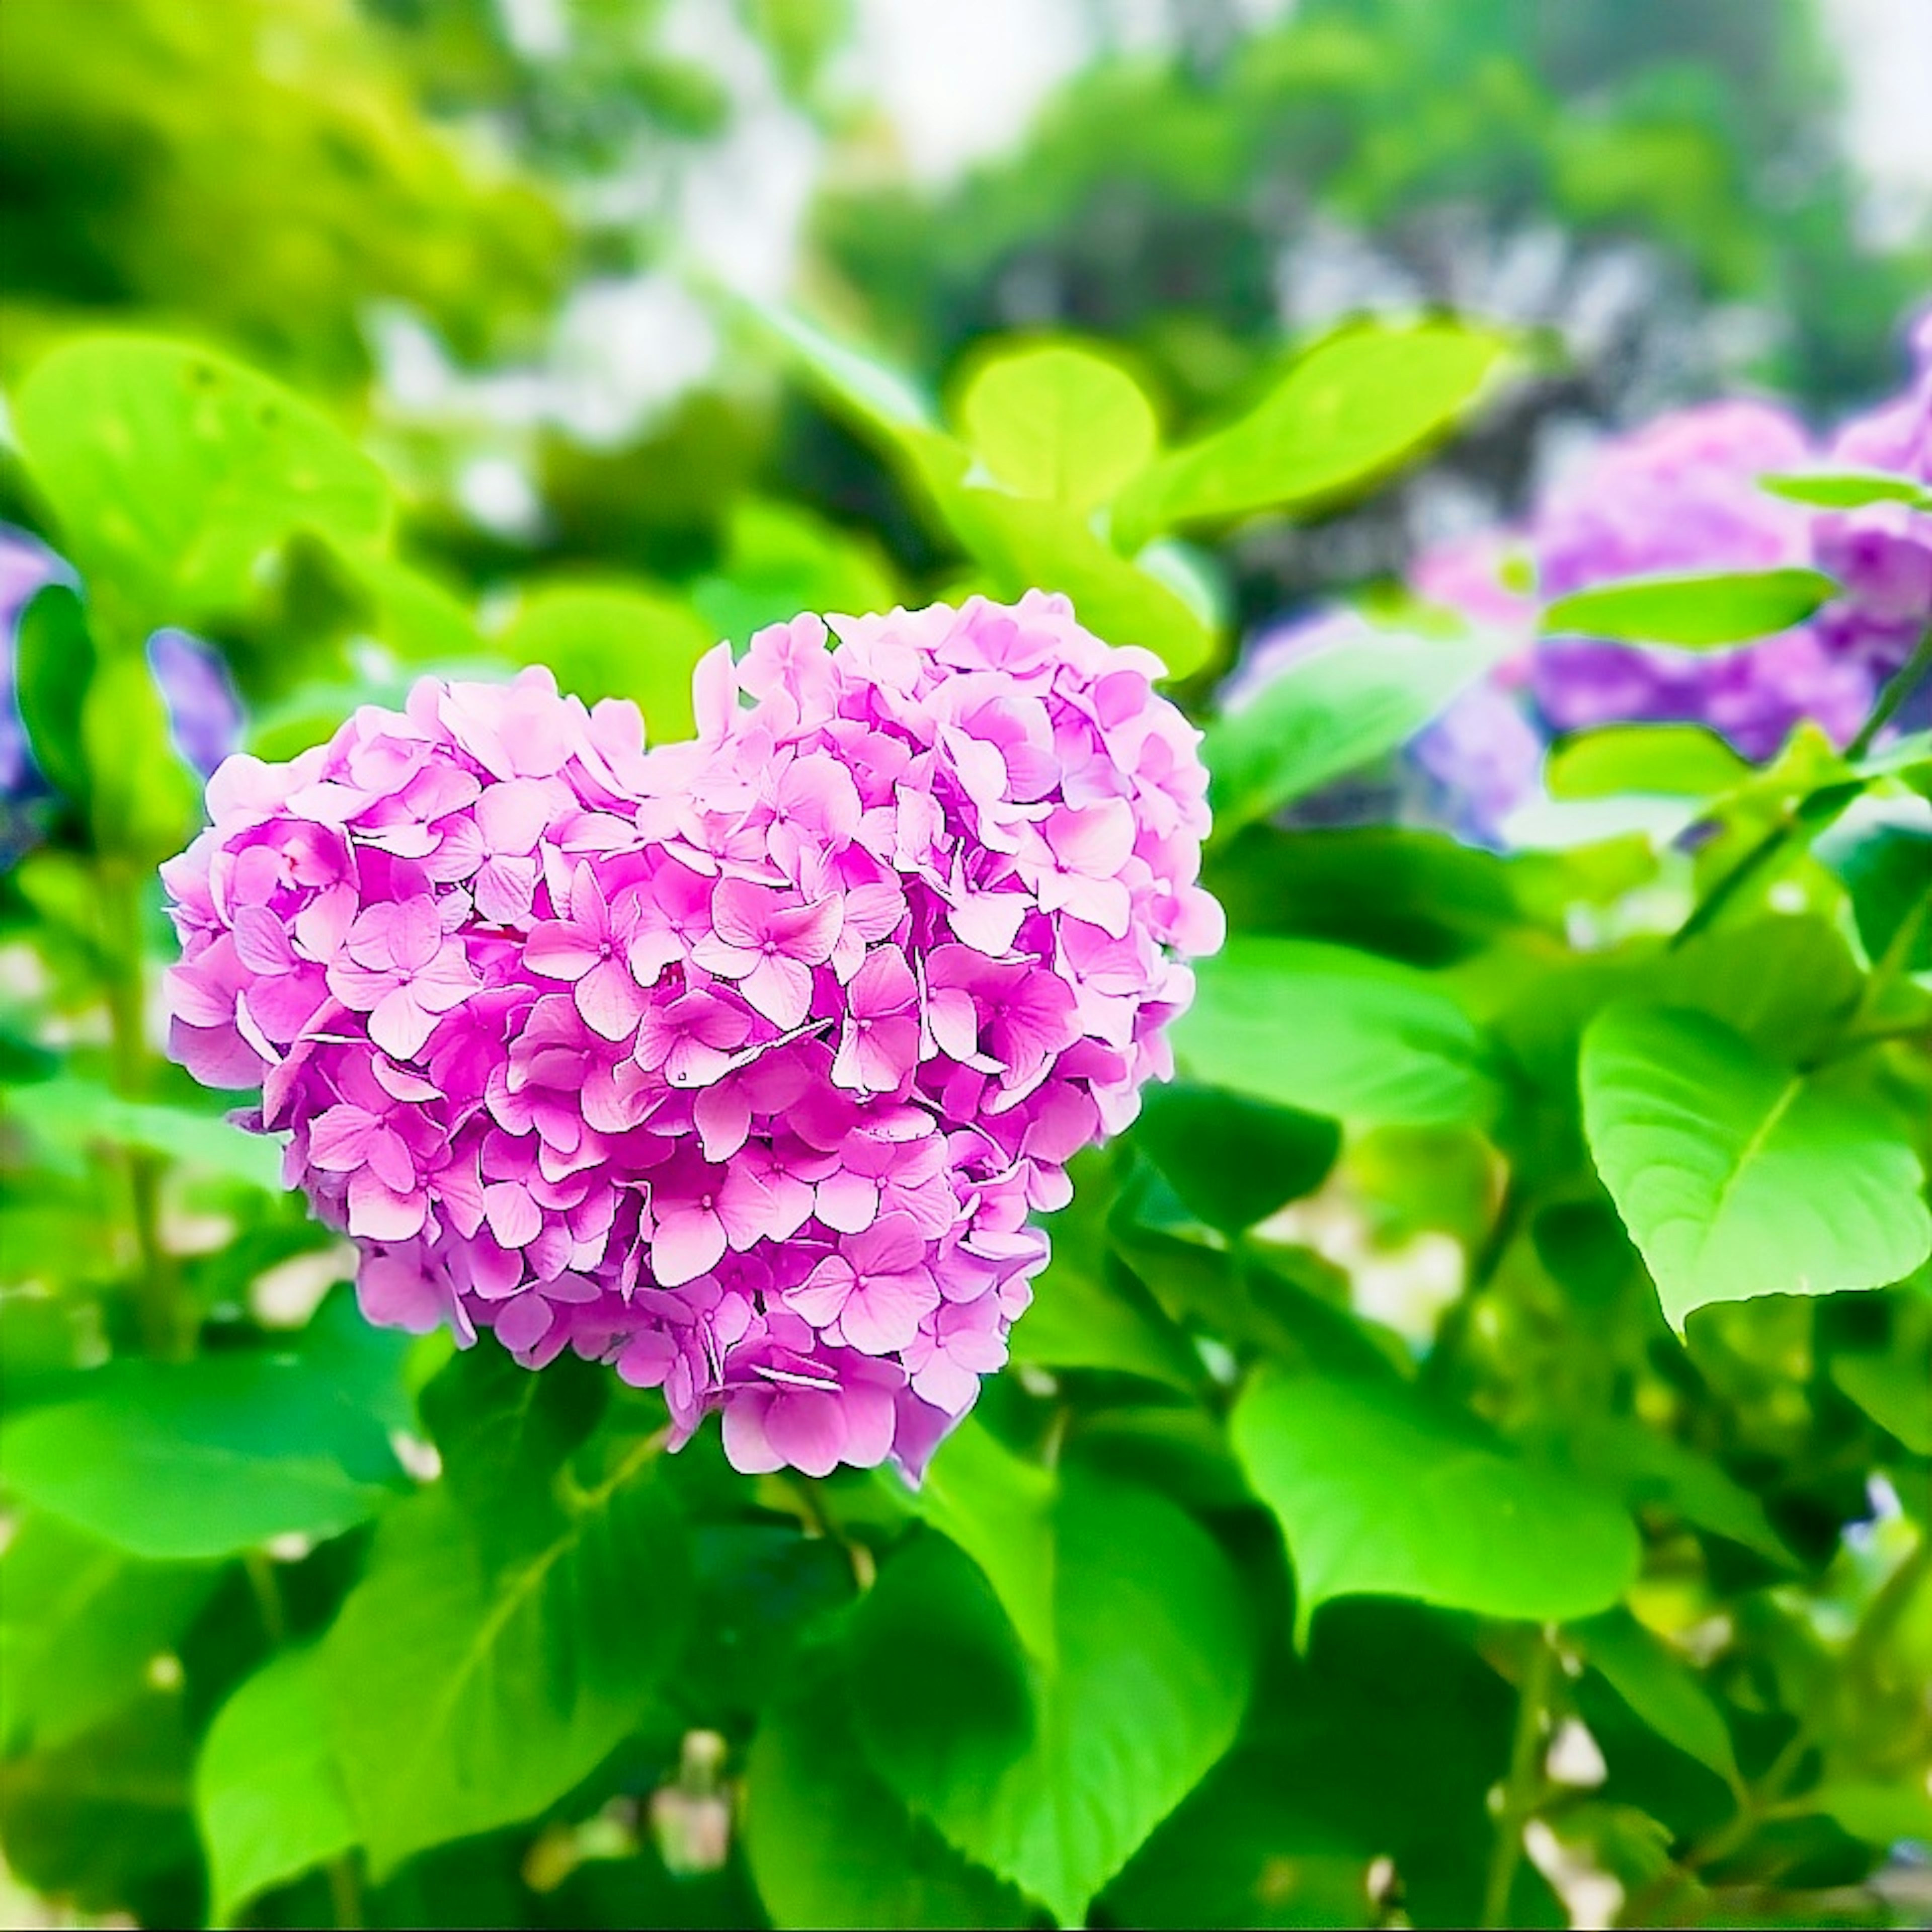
[1, 3, 1928, 1928]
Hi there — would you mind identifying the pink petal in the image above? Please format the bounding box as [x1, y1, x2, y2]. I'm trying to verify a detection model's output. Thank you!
[651, 1208, 726, 1288]
[576, 957, 648, 1041]
[741, 952, 813, 1029]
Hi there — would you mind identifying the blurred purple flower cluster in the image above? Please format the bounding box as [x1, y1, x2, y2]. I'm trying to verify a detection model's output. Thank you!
[1233, 307, 1931, 844]
[163, 595, 1220, 1478]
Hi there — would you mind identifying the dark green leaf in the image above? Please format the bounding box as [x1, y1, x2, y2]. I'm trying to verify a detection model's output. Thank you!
[326, 1443, 690, 1877]
[1133, 1083, 1341, 1231]
[1576, 1611, 1739, 1785]
[12, 584, 96, 801]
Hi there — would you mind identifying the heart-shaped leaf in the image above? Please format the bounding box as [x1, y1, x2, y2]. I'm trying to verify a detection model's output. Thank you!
[1580, 1003, 1931, 1332]
[1232, 1370, 1640, 1640]
[850, 1472, 1253, 1925]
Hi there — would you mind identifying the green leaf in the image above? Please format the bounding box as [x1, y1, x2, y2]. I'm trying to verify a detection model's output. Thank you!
[1542, 569, 1836, 648]
[1132, 1083, 1341, 1231]
[941, 487, 1216, 678]
[1231, 1370, 1639, 1641]
[957, 342, 1158, 509]
[852, 1474, 1253, 1925]
[0, 1517, 217, 1756]
[13, 584, 96, 801]
[1174, 938, 1498, 1128]
[81, 655, 199, 861]
[745, 1652, 1029, 1931]
[690, 497, 898, 648]
[9, 1078, 285, 1190]
[195, 1645, 357, 1926]
[1122, 318, 1510, 530]
[496, 580, 717, 743]
[1579, 1003, 1932, 1333]
[1546, 723, 1752, 800]
[1576, 1611, 1738, 1786]
[908, 1417, 1058, 1663]
[753, 301, 942, 441]
[13, 336, 390, 639]
[1761, 471, 1932, 512]
[1830, 1347, 1932, 1453]
[1819, 820, 1932, 973]
[325, 1442, 690, 1878]
[1205, 622, 1497, 835]
[1559, 1419, 1793, 1564]
[0, 1354, 400, 1560]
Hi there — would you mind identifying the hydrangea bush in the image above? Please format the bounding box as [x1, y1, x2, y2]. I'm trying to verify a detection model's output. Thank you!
[2, 319, 1928, 1932]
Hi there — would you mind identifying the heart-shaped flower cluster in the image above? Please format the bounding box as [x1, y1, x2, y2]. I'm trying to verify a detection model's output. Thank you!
[164, 593, 1221, 1477]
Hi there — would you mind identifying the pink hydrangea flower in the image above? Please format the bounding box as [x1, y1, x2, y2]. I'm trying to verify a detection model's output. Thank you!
[163, 596, 1218, 1479]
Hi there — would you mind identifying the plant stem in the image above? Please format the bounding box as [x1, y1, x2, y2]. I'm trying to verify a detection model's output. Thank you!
[1481, 1625, 1556, 1930]
[326, 1855, 366, 1931]
[100, 861, 185, 1358]
[1845, 623, 1932, 761]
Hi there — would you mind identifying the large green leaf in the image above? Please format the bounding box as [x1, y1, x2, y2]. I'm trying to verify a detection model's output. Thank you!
[1131, 1084, 1342, 1232]
[496, 580, 717, 743]
[1231, 1370, 1639, 1640]
[1542, 569, 1836, 649]
[1205, 623, 1498, 834]
[0, 1355, 400, 1560]
[745, 1654, 1029, 1931]
[0, 1517, 217, 1756]
[13, 336, 390, 641]
[1579, 1003, 1932, 1333]
[1120, 318, 1510, 531]
[1174, 937, 1498, 1128]
[957, 342, 1158, 510]
[325, 1441, 689, 1877]
[909, 1417, 1058, 1663]
[195, 1645, 357, 1926]
[851, 1473, 1253, 1925]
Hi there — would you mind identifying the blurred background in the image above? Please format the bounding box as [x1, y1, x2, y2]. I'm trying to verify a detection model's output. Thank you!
[2, 5, 1930, 1926]
[4, 0, 1929, 679]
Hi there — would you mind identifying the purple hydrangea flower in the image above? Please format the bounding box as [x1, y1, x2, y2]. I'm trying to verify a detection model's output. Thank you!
[162, 594, 1222, 1480]
[1811, 306, 1932, 689]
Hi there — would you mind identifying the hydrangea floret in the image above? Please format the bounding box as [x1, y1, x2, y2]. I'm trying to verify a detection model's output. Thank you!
[162, 593, 1222, 1479]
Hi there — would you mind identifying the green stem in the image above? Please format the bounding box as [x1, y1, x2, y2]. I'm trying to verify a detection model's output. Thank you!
[1845, 623, 1932, 761]
[1481, 1625, 1556, 1930]
[326, 1855, 366, 1932]
[100, 863, 184, 1358]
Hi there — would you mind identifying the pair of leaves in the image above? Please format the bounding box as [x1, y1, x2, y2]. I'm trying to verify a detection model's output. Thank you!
[1232, 1370, 1640, 1642]
[1580, 1003, 1931, 1333]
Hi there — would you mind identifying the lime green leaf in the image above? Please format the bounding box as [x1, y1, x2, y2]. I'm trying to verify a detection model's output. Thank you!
[691, 497, 898, 648]
[1559, 1419, 1793, 1564]
[326, 1447, 689, 1877]
[1232, 1371, 1639, 1641]
[0, 1518, 217, 1757]
[496, 580, 717, 742]
[1122, 319, 1510, 530]
[13, 585, 95, 801]
[1175, 938, 1498, 1128]
[13, 336, 390, 639]
[910, 1417, 1058, 1664]
[1205, 624, 1499, 834]
[9, 1078, 285, 1190]
[957, 342, 1158, 510]
[745, 1654, 1030, 1931]
[1580, 1003, 1932, 1333]
[1576, 1611, 1738, 1785]
[1761, 471, 1932, 512]
[0, 1355, 400, 1560]
[81, 655, 199, 862]
[1132, 1084, 1341, 1231]
[852, 1474, 1253, 1925]
[1543, 569, 1836, 649]
[196, 1646, 357, 1926]
[1545, 723, 1752, 801]
[941, 488, 1215, 678]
